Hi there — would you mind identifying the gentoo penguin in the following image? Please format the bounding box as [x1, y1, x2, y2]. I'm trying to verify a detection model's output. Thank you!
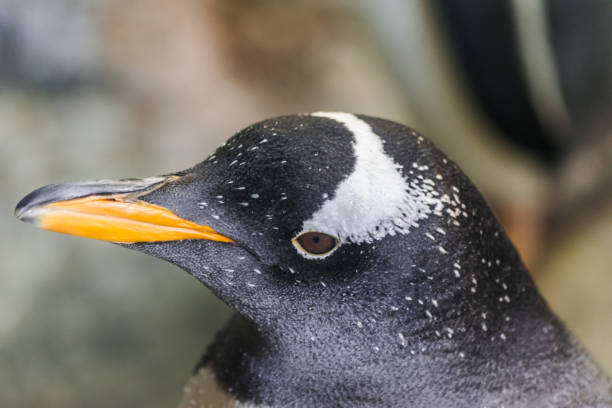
[15, 113, 612, 407]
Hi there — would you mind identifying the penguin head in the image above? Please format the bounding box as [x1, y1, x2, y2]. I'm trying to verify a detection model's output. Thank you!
[15, 112, 537, 352]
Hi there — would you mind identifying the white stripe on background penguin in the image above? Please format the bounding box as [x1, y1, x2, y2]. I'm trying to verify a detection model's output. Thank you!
[15, 113, 612, 407]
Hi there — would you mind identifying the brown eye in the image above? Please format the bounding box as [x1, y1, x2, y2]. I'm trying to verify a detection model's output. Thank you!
[295, 231, 339, 256]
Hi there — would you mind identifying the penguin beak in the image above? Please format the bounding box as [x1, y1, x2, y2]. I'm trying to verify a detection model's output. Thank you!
[14, 176, 233, 244]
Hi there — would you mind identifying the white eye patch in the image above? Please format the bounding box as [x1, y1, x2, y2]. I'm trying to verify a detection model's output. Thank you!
[295, 112, 443, 248]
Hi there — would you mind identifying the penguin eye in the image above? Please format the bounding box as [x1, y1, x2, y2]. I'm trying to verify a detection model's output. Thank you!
[293, 231, 340, 258]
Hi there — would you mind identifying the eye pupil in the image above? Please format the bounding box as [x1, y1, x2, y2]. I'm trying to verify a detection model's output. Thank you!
[296, 231, 338, 255]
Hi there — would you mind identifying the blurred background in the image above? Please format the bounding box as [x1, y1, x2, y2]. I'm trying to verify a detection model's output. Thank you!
[1, 0, 612, 406]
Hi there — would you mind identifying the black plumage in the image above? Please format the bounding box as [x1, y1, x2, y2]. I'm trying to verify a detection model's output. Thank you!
[16, 113, 612, 407]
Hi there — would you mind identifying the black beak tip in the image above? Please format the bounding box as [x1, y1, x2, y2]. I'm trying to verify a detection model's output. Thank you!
[14, 198, 27, 218]
[15, 183, 66, 218]
[14, 201, 26, 219]
[14, 184, 57, 222]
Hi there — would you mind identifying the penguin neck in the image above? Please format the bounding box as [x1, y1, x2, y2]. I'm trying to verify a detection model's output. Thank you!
[201, 302, 579, 407]
[200, 266, 587, 406]
[388, 217, 571, 361]
[201, 224, 583, 405]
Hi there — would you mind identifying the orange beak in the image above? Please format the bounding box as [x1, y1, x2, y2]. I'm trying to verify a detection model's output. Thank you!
[15, 176, 232, 244]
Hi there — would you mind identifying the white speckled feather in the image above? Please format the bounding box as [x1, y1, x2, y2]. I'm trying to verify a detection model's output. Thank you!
[301, 112, 442, 245]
